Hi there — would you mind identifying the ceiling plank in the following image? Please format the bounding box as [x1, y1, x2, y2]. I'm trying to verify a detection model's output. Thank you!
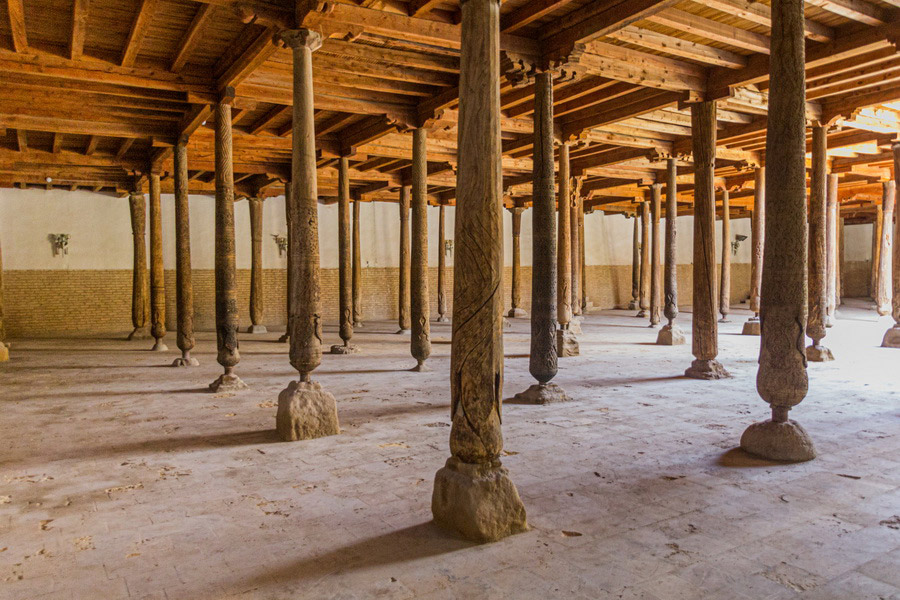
[70, 0, 89, 60]
[85, 135, 99, 155]
[644, 9, 771, 54]
[121, 0, 159, 68]
[52, 133, 63, 153]
[6, 0, 27, 53]
[217, 27, 278, 91]
[171, 4, 214, 72]
[501, 0, 576, 34]
[607, 26, 747, 69]
[805, 0, 887, 26]
[407, 0, 443, 18]
[700, 0, 833, 42]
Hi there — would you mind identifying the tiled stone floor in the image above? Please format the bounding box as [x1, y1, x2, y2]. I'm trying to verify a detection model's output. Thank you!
[1, 301, 898, 599]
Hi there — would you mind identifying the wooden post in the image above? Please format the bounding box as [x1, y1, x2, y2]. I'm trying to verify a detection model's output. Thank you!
[209, 98, 246, 392]
[432, 0, 526, 542]
[508, 207, 527, 318]
[278, 183, 292, 343]
[514, 70, 568, 404]
[719, 187, 731, 323]
[437, 202, 450, 322]
[838, 216, 845, 305]
[148, 172, 168, 351]
[637, 201, 650, 317]
[557, 141, 578, 356]
[685, 100, 729, 380]
[398, 185, 411, 333]
[883, 144, 900, 347]
[657, 159, 684, 344]
[247, 196, 266, 333]
[571, 182, 582, 318]
[0, 240, 7, 362]
[743, 168, 765, 335]
[872, 204, 883, 300]
[876, 181, 895, 317]
[807, 125, 832, 361]
[330, 156, 358, 354]
[410, 127, 432, 371]
[352, 192, 364, 327]
[649, 183, 662, 328]
[741, 0, 815, 462]
[172, 141, 198, 366]
[127, 190, 149, 340]
[629, 214, 639, 310]
[825, 173, 838, 327]
[275, 29, 339, 441]
[578, 197, 587, 311]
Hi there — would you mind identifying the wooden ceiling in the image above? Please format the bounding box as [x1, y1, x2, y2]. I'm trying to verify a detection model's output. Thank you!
[0, 0, 897, 223]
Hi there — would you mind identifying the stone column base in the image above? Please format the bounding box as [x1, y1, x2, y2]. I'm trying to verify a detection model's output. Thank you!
[396, 328, 411, 334]
[172, 354, 200, 367]
[436, 315, 450, 323]
[209, 372, 247, 392]
[556, 329, 579, 357]
[656, 324, 685, 345]
[432, 457, 528, 543]
[0, 342, 8, 362]
[410, 361, 431, 372]
[742, 318, 761, 336]
[127, 327, 150, 341]
[881, 326, 900, 348]
[503, 317, 511, 329]
[685, 358, 730, 380]
[569, 317, 583, 335]
[248, 325, 268, 334]
[636, 309, 647, 318]
[824, 313, 835, 328]
[151, 339, 168, 352]
[806, 344, 834, 362]
[330, 344, 360, 355]
[718, 316, 730, 323]
[627, 300, 637, 310]
[507, 307, 528, 318]
[741, 418, 816, 462]
[276, 380, 340, 442]
[513, 382, 570, 404]
[277, 332, 290, 343]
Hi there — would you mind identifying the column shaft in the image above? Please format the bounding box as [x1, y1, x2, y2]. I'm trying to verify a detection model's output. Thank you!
[663, 159, 678, 325]
[0, 240, 7, 361]
[437, 203, 449, 322]
[398, 186, 411, 332]
[509, 207, 525, 317]
[630, 215, 639, 309]
[352, 193, 363, 327]
[248, 197, 265, 333]
[571, 184, 582, 317]
[128, 191, 149, 340]
[876, 181, 895, 316]
[649, 183, 662, 327]
[333, 155, 355, 351]
[279, 183, 292, 343]
[719, 188, 731, 322]
[148, 173, 167, 351]
[172, 141, 197, 366]
[872, 205, 883, 299]
[638, 201, 650, 316]
[825, 173, 838, 325]
[410, 127, 432, 370]
[557, 142, 572, 329]
[749, 169, 766, 317]
[807, 125, 830, 358]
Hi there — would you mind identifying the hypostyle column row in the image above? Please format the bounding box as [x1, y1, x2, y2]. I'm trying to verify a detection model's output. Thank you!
[882, 143, 900, 348]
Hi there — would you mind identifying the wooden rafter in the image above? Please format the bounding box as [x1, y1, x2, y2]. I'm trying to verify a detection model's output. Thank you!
[121, 0, 159, 68]
[171, 4, 213, 72]
[69, 0, 89, 60]
[5, 0, 27, 52]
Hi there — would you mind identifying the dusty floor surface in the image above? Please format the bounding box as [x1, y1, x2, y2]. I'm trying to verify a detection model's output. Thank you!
[1, 301, 898, 600]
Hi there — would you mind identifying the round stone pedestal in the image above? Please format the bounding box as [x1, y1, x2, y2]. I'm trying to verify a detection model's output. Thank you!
[881, 326, 900, 348]
[127, 327, 150, 341]
[556, 329, 579, 357]
[740, 418, 816, 462]
[330, 344, 360, 355]
[684, 358, 730, 380]
[151, 339, 168, 352]
[171, 355, 200, 367]
[247, 325, 268, 334]
[656, 324, 685, 345]
[276, 380, 340, 442]
[436, 315, 450, 323]
[396, 329, 411, 335]
[507, 307, 527, 318]
[742, 318, 761, 336]
[278, 332, 290, 343]
[410, 361, 431, 372]
[513, 382, 570, 404]
[806, 344, 834, 362]
[209, 372, 247, 392]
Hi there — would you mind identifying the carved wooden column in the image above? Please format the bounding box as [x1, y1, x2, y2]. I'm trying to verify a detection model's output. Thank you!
[436, 202, 450, 322]
[629, 214, 639, 309]
[247, 196, 266, 333]
[649, 183, 662, 328]
[398, 185, 411, 333]
[352, 193, 364, 327]
[0, 240, 7, 362]
[876, 181, 894, 317]
[331, 156, 358, 354]
[432, 0, 527, 543]
[275, 29, 339, 441]
[743, 168, 765, 335]
[883, 144, 900, 347]
[685, 100, 729, 380]
[515, 70, 568, 403]
[171, 141, 198, 366]
[838, 216, 845, 305]
[508, 207, 527, 318]
[741, 0, 815, 462]
[807, 125, 832, 361]
[825, 173, 838, 327]
[410, 127, 432, 371]
[209, 98, 246, 392]
[657, 158, 684, 345]
[127, 190, 150, 340]
[872, 204, 883, 300]
[637, 200, 650, 317]
[557, 141, 578, 356]
[278, 183, 292, 343]
[719, 187, 732, 323]
[148, 173, 168, 351]
[578, 199, 587, 311]
[571, 184, 582, 318]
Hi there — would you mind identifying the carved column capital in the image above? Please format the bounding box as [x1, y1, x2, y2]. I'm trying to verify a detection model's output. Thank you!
[278, 28, 322, 52]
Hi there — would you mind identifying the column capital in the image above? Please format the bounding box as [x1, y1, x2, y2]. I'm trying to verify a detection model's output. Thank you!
[278, 29, 322, 52]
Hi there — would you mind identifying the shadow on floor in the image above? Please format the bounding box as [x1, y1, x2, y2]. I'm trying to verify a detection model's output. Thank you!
[717, 447, 787, 468]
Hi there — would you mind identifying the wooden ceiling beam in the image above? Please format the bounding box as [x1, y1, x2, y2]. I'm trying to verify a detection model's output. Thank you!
[562, 89, 684, 140]
[15, 128, 26, 152]
[52, 133, 63, 154]
[217, 28, 279, 91]
[701, 0, 834, 42]
[804, 0, 888, 26]
[85, 135, 99, 155]
[116, 138, 134, 159]
[606, 26, 748, 69]
[644, 9, 771, 54]
[5, 0, 27, 53]
[501, 0, 576, 34]
[247, 105, 290, 135]
[0, 113, 172, 139]
[69, 0, 89, 60]
[407, 0, 443, 18]
[171, 3, 214, 72]
[121, 0, 159, 68]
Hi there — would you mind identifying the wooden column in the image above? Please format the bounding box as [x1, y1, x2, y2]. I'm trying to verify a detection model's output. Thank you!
[825, 173, 838, 327]
[807, 125, 832, 361]
[685, 100, 729, 380]
[637, 201, 650, 317]
[148, 173, 167, 351]
[876, 181, 895, 317]
[352, 193, 364, 327]
[578, 198, 586, 311]
[209, 99, 245, 392]
[172, 141, 198, 366]
[741, 0, 815, 462]
[331, 156, 357, 354]
[743, 168, 765, 335]
[557, 141, 578, 356]
[719, 188, 732, 323]
[838, 216, 845, 305]
[657, 159, 684, 344]
[629, 214, 639, 309]
[872, 204, 883, 300]
[508, 207, 527, 318]
[127, 190, 149, 340]
[278, 183, 292, 343]
[398, 185, 411, 333]
[649, 183, 662, 328]
[246, 197, 266, 333]
[275, 29, 339, 441]
[571, 183, 582, 318]
[436, 203, 450, 322]
[883, 145, 900, 347]
[432, 0, 526, 543]
[0, 240, 7, 362]
[410, 127, 432, 371]
[515, 70, 568, 403]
